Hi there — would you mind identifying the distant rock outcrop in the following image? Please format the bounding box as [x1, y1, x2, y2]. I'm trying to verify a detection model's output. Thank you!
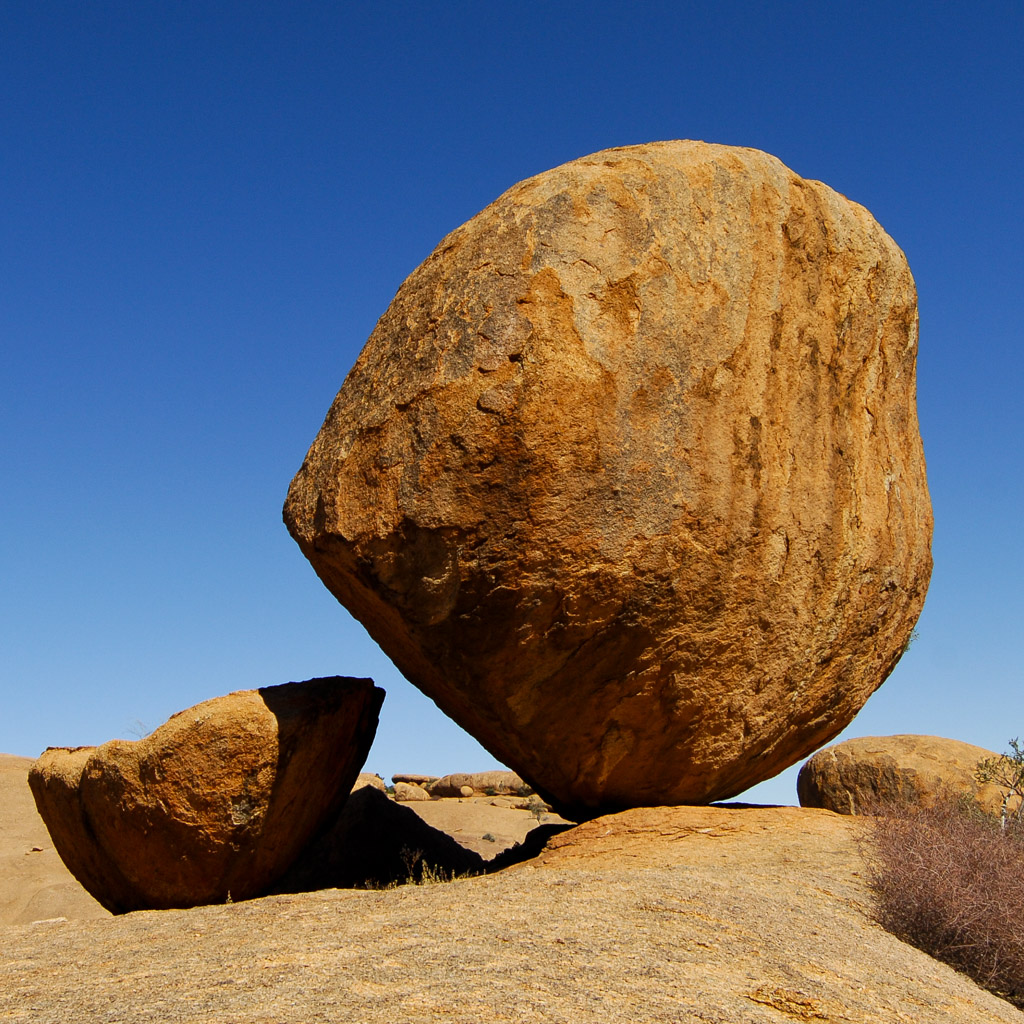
[284, 141, 933, 818]
[430, 771, 530, 798]
[29, 677, 384, 913]
[797, 734, 1016, 815]
[392, 774, 438, 787]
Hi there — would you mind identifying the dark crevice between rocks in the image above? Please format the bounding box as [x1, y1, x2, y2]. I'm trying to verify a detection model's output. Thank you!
[269, 788, 575, 894]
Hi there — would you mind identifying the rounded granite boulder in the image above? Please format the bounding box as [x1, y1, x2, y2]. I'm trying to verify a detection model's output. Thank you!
[798, 734, 1019, 816]
[29, 677, 384, 912]
[284, 141, 933, 818]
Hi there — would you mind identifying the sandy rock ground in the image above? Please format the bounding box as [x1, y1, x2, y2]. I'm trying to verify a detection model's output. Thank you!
[2, 757, 1022, 1022]
[0, 754, 107, 926]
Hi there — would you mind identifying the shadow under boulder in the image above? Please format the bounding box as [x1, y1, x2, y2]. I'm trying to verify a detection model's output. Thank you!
[273, 787, 488, 890]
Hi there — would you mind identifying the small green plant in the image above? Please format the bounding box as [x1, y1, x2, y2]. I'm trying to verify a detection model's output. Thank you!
[419, 864, 457, 885]
[482, 832, 496, 842]
[526, 798, 547, 823]
[393, 846, 472, 886]
[894, 627, 920, 664]
[975, 738, 1024, 830]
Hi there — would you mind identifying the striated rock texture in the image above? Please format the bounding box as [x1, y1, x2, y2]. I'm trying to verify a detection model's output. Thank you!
[29, 677, 384, 913]
[285, 141, 933, 817]
[798, 735, 1018, 816]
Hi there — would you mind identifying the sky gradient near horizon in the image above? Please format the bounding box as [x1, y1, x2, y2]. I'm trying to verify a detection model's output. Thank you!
[2, 3, 1021, 805]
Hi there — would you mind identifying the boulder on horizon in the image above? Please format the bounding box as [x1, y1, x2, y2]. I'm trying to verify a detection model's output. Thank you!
[797, 734, 1020, 816]
[394, 781, 432, 801]
[430, 771, 530, 798]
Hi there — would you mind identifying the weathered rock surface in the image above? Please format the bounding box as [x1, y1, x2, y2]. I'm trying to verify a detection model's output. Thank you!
[5, 805, 1021, 1023]
[405, 794, 567, 860]
[798, 734, 1020, 816]
[285, 140, 933, 817]
[430, 770, 530, 798]
[29, 677, 384, 913]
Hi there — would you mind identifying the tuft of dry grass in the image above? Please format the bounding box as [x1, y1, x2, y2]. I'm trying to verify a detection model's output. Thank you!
[863, 798, 1024, 1009]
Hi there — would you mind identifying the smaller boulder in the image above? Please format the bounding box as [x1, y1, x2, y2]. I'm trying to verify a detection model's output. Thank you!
[29, 677, 384, 913]
[392, 774, 438, 787]
[352, 773, 386, 793]
[394, 781, 432, 802]
[797, 735, 1016, 816]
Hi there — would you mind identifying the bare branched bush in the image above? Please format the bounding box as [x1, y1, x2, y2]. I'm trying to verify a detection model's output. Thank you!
[863, 798, 1024, 1008]
[975, 737, 1024, 829]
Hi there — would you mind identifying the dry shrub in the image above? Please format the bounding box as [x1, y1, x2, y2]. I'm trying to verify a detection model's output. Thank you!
[864, 798, 1024, 1008]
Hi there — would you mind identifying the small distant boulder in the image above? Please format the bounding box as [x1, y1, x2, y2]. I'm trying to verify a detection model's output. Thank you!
[797, 735, 1015, 816]
[394, 781, 432, 802]
[352, 773, 386, 793]
[28, 677, 384, 913]
[430, 771, 530, 798]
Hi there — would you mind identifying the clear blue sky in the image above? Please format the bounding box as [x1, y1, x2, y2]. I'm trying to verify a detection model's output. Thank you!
[2, 3, 1021, 805]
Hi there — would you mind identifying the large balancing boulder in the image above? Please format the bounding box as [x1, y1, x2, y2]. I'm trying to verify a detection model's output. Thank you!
[29, 677, 384, 912]
[285, 141, 932, 818]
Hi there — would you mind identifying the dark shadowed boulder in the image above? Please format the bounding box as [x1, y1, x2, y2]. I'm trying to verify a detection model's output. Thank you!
[29, 677, 383, 912]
